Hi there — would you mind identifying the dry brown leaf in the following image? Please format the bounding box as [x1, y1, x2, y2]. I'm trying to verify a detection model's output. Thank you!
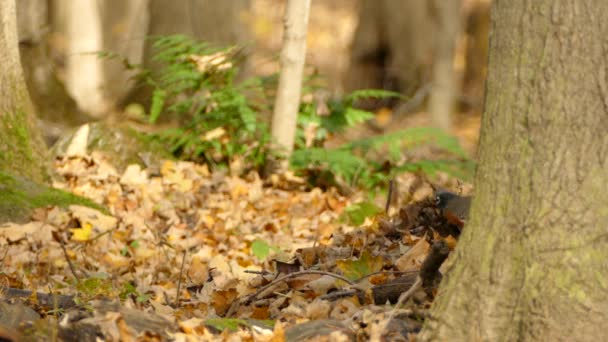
[395, 238, 430, 272]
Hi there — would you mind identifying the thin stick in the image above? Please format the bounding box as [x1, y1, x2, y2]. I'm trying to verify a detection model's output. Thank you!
[385, 179, 395, 214]
[374, 277, 422, 340]
[57, 234, 82, 283]
[175, 250, 187, 307]
[249, 270, 354, 301]
[226, 270, 354, 317]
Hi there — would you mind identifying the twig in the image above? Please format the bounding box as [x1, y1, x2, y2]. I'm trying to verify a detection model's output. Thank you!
[57, 233, 84, 283]
[374, 277, 422, 341]
[175, 250, 187, 307]
[385, 179, 395, 214]
[249, 270, 354, 301]
[243, 270, 271, 275]
[226, 270, 354, 317]
[378, 240, 450, 338]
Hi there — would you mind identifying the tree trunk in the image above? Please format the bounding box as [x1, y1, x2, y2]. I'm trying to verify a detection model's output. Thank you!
[0, 0, 49, 183]
[99, 0, 150, 111]
[345, 0, 437, 110]
[17, 0, 87, 145]
[420, 1, 608, 341]
[53, 0, 107, 115]
[271, 0, 311, 156]
[428, 0, 462, 131]
[462, 0, 490, 109]
[124, 0, 250, 112]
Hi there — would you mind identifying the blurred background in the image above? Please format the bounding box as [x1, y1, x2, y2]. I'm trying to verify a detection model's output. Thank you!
[17, 0, 489, 155]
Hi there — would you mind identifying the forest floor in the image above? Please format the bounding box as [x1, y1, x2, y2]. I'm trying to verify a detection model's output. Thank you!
[0, 2, 482, 339]
[0, 147, 470, 340]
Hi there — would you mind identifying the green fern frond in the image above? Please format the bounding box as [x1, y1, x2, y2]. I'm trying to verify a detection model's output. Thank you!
[345, 89, 403, 102]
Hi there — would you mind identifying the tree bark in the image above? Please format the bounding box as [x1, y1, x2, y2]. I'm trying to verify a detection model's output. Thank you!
[0, 0, 49, 183]
[271, 0, 311, 156]
[420, 1, 608, 341]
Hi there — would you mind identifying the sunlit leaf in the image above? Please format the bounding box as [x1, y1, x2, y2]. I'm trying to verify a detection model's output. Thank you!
[336, 250, 384, 281]
[70, 222, 93, 242]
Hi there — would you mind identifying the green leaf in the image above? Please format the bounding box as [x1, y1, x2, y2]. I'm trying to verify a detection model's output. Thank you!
[341, 201, 383, 226]
[345, 89, 403, 102]
[251, 239, 280, 260]
[204, 318, 248, 332]
[336, 250, 384, 280]
[344, 107, 374, 126]
[149, 89, 166, 123]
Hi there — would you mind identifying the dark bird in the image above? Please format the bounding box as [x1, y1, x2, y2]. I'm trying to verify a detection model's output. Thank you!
[435, 190, 472, 229]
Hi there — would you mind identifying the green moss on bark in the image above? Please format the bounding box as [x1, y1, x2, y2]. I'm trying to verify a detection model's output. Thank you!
[0, 106, 50, 184]
[0, 171, 107, 223]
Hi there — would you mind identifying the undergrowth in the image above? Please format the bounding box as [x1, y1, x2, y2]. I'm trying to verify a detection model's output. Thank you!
[120, 35, 473, 191]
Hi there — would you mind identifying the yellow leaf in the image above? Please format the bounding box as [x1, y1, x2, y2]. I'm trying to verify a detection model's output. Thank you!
[70, 222, 93, 242]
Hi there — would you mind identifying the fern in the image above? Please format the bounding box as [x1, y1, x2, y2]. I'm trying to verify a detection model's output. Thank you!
[291, 127, 474, 190]
[134, 35, 271, 171]
[345, 89, 403, 102]
[113, 34, 472, 189]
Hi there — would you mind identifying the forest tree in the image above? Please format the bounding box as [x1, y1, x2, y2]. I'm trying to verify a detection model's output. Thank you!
[420, 1, 608, 340]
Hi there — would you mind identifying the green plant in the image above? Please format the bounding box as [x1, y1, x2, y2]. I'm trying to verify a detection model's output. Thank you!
[292, 88, 473, 191]
[119, 282, 151, 303]
[120, 35, 472, 191]
[250, 239, 281, 261]
[295, 89, 402, 149]
[139, 35, 272, 171]
[290, 127, 475, 191]
[340, 201, 384, 226]
[72, 273, 113, 303]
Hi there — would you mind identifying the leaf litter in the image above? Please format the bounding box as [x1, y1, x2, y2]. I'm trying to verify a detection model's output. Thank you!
[0, 151, 470, 341]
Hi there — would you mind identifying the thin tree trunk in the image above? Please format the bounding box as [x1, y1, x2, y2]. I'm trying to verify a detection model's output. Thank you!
[0, 0, 49, 183]
[420, 1, 608, 340]
[55, 0, 107, 115]
[271, 0, 311, 156]
[428, 0, 462, 131]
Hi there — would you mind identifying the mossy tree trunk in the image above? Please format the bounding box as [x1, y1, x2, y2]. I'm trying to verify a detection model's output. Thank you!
[0, 0, 49, 183]
[420, 1, 608, 340]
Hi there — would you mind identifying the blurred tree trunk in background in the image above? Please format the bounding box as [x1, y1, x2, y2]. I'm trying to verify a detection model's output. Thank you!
[17, 0, 86, 145]
[346, 0, 489, 127]
[462, 0, 490, 109]
[428, 0, 462, 131]
[271, 0, 311, 157]
[0, 0, 50, 183]
[100, 0, 150, 111]
[49, 0, 249, 117]
[346, 0, 436, 105]
[51, 0, 106, 115]
[124, 0, 250, 112]
[420, 1, 608, 340]
[51, 0, 149, 117]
